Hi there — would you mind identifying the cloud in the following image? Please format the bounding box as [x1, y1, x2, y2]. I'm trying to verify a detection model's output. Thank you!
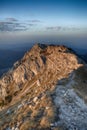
[46, 26, 80, 31]
[13, 28, 28, 31]
[46, 26, 62, 31]
[0, 18, 41, 32]
[28, 23, 37, 26]
[0, 21, 27, 32]
[28, 20, 42, 23]
[5, 18, 18, 22]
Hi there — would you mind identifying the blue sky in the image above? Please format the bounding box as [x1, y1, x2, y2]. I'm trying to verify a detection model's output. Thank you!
[0, 0, 87, 49]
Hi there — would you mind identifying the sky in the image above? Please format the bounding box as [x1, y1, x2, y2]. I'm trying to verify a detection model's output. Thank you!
[0, 0, 87, 50]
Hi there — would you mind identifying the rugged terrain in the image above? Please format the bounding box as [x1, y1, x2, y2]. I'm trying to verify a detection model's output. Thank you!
[0, 44, 87, 130]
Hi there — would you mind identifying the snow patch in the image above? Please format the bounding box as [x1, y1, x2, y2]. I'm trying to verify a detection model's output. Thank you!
[54, 79, 87, 130]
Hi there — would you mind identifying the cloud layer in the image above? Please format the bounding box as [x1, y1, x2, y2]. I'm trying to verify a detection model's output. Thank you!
[0, 18, 80, 33]
[0, 22, 28, 31]
[5, 18, 18, 22]
[0, 18, 41, 32]
[46, 26, 80, 31]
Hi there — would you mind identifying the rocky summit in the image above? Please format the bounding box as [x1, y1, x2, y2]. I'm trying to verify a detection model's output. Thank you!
[0, 44, 87, 130]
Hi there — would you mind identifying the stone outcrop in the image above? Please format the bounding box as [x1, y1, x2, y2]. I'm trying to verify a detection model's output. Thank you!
[0, 44, 87, 130]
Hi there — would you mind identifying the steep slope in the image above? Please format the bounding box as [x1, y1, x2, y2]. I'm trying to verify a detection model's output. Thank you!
[0, 44, 87, 130]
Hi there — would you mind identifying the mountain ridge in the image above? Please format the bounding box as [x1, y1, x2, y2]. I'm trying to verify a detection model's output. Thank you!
[0, 44, 87, 130]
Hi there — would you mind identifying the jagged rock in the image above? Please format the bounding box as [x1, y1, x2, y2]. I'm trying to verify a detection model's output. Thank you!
[33, 97, 38, 102]
[0, 44, 87, 130]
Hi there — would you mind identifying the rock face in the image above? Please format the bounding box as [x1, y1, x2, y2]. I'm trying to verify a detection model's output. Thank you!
[0, 44, 87, 130]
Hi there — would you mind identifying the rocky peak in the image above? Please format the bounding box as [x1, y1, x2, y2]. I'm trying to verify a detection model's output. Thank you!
[0, 44, 87, 130]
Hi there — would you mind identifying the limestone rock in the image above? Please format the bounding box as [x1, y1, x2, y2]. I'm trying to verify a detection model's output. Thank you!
[0, 44, 87, 130]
